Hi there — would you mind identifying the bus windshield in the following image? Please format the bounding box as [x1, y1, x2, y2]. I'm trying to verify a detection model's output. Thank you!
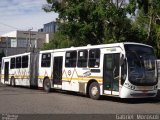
[124, 44, 157, 86]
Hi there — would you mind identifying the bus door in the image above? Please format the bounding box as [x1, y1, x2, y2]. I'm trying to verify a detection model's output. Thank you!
[103, 53, 120, 95]
[4, 62, 9, 82]
[53, 56, 63, 85]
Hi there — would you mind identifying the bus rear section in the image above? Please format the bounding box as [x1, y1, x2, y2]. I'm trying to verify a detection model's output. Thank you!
[1, 52, 39, 88]
[1, 58, 10, 85]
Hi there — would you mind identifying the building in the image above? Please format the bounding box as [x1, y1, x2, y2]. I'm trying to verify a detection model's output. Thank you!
[38, 21, 58, 33]
[44, 21, 58, 33]
[0, 30, 49, 56]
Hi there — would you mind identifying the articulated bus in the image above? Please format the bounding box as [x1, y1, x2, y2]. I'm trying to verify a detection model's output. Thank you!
[1, 42, 158, 99]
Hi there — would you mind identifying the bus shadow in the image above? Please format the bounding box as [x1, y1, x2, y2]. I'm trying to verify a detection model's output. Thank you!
[102, 96, 160, 104]
[50, 90, 160, 104]
[2, 85, 160, 104]
[31, 88, 160, 104]
[122, 98, 160, 104]
[53, 89, 87, 98]
[0, 85, 45, 96]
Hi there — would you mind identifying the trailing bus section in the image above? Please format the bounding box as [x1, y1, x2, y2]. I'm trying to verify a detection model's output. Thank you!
[0, 42, 158, 99]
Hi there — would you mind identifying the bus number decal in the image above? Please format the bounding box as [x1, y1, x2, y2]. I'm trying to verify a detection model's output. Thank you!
[83, 71, 91, 77]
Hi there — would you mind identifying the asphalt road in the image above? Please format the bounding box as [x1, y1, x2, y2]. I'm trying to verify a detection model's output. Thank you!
[0, 85, 160, 115]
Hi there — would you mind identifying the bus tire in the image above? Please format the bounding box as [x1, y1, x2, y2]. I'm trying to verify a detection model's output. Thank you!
[43, 78, 51, 92]
[10, 77, 15, 87]
[89, 82, 100, 100]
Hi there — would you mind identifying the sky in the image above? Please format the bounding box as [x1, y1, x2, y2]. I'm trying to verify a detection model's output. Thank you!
[0, 0, 58, 35]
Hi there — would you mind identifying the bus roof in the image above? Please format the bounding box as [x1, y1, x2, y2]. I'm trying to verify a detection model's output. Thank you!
[2, 52, 30, 59]
[40, 42, 152, 53]
[2, 42, 153, 58]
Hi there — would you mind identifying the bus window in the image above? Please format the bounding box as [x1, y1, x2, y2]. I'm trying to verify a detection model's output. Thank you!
[65, 51, 77, 67]
[22, 56, 29, 68]
[10, 58, 15, 69]
[89, 49, 100, 68]
[41, 53, 51, 67]
[77, 50, 88, 67]
[16, 57, 22, 68]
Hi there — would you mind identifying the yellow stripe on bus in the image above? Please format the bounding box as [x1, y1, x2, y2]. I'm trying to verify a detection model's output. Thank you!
[1, 74, 103, 83]
[62, 77, 102, 83]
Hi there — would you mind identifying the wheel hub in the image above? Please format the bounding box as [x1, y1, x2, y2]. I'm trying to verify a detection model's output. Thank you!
[44, 80, 50, 90]
[91, 86, 98, 96]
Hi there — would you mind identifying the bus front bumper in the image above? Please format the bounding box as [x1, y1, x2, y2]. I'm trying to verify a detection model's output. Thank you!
[120, 86, 157, 98]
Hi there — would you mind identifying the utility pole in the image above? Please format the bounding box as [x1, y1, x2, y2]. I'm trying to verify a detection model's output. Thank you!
[24, 32, 28, 52]
[5, 36, 8, 56]
[24, 28, 36, 52]
[28, 28, 33, 52]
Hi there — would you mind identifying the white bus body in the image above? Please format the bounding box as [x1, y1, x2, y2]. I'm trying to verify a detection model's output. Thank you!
[1, 42, 158, 99]
[157, 60, 160, 89]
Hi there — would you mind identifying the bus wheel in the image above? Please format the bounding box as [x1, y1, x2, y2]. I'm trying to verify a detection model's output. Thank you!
[10, 77, 15, 87]
[43, 78, 51, 92]
[89, 82, 100, 100]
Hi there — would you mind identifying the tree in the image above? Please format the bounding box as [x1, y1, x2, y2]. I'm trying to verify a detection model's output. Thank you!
[128, 0, 160, 57]
[43, 0, 135, 47]
[42, 31, 71, 50]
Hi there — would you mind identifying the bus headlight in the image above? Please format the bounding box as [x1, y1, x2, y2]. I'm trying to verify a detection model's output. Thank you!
[124, 83, 135, 90]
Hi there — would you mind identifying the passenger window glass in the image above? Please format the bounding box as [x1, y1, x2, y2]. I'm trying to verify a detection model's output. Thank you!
[106, 55, 113, 70]
[41, 53, 51, 67]
[89, 49, 100, 68]
[10, 58, 15, 69]
[78, 50, 88, 67]
[65, 51, 77, 67]
[22, 56, 29, 68]
[16, 57, 21, 68]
